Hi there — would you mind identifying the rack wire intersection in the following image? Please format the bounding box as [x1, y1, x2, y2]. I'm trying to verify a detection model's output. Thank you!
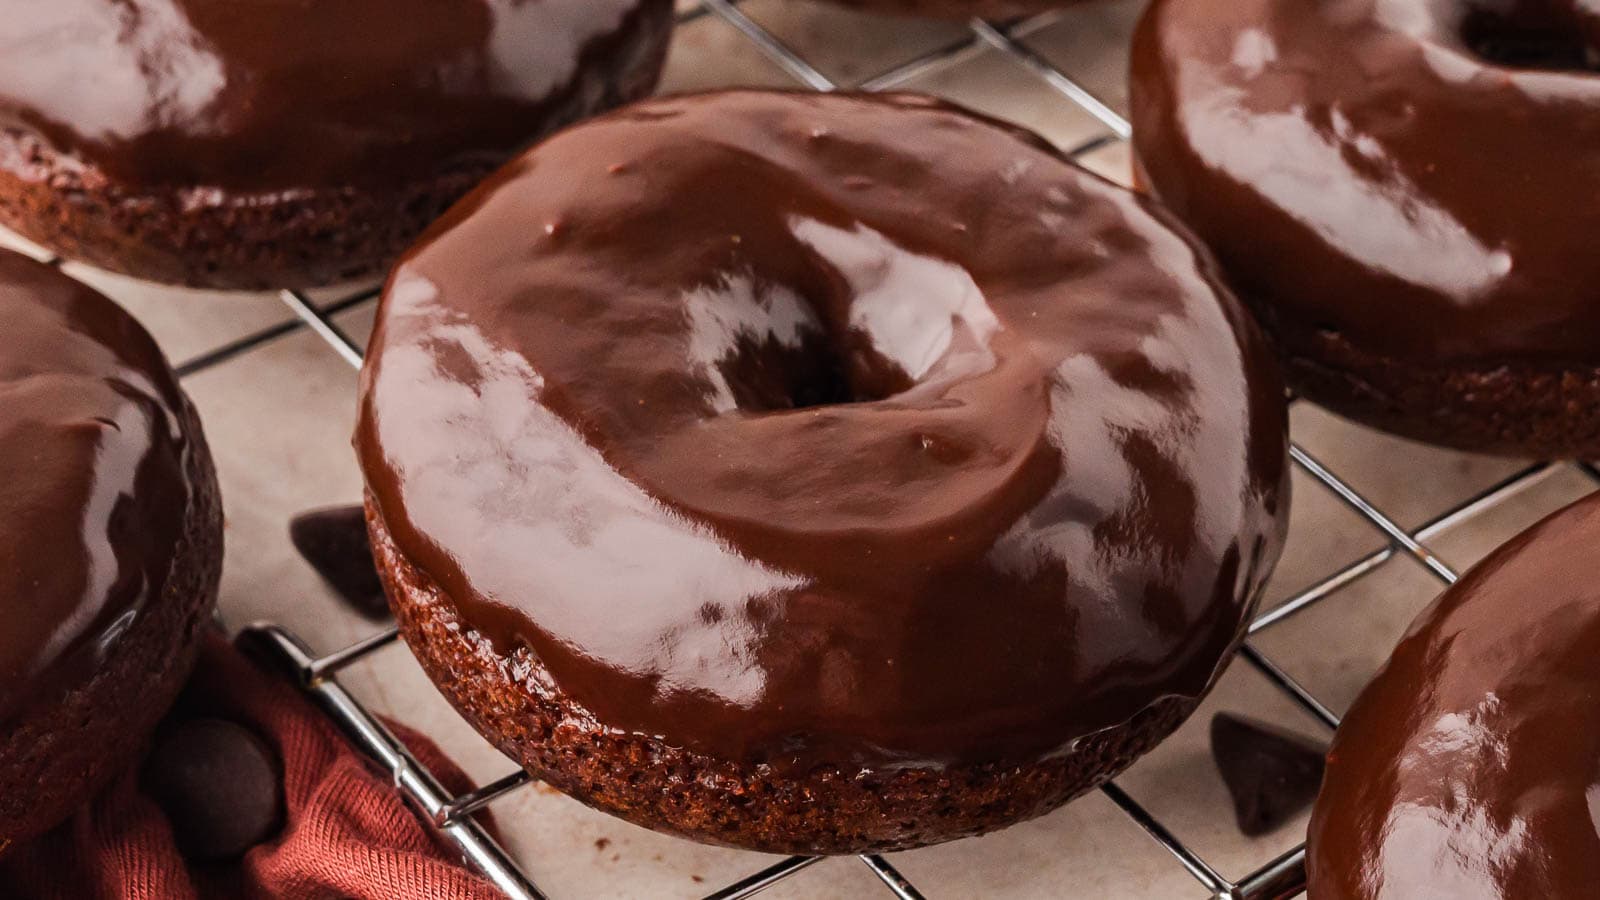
[147, 3, 1600, 897]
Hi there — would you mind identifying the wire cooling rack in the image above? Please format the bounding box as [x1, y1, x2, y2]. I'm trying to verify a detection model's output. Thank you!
[87, 2, 1596, 898]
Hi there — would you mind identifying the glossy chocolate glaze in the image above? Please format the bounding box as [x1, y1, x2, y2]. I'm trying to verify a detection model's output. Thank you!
[1308, 490, 1600, 898]
[0, 0, 670, 191]
[357, 91, 1290, 771]
[1131, 0, 1600, 365]
[0, 251, 197, 721]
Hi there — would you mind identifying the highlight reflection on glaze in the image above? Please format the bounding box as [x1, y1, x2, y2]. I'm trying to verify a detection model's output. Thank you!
[357, 91, 1290, 771]
[1308, 491, 1600, 899]
[374, 272, 803, 706]
[0, 0, 661, 189]
[1131, 0, 1600, 363]
[0, 251, 193, 722]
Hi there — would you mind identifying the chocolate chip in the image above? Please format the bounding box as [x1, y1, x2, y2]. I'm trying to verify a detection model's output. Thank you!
[1211, 712, 1327, 837]
[289, 505, 388, 619]
[141, 718, 284, 861]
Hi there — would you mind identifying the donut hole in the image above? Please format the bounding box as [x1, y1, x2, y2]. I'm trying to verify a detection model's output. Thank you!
[716, 328, 912, 412]
[1460, 6, 1600, 71]
[687, 218, 996, 414]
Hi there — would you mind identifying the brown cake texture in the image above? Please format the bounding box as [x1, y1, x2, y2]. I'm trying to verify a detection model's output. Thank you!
[1269, 314, 1600, 459]
[0, 132, 504, 293]
[0, 406, 222, 855]
[370, 503, 1193, 854]
[0, 252, 224, 853]
[0, 0, 672, 290]
[356, 91, 1289, 854]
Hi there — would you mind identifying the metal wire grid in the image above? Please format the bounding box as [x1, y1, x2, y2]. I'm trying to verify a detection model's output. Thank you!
[120, 2, 1596, 897]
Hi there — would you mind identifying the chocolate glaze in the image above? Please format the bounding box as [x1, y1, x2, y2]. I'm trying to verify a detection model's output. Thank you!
[0, 250, 198, 722]
[1307, 490, 1600, 898]
[0, 0, 671, 192]
[1131, 0, 1600, 366]
[356, 91, 1290, 771]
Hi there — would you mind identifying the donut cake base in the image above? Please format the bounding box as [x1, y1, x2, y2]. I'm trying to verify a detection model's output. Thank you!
[0, 403, 223, 853]
[1266, 314, 1600, 459]
[0, 129, 499, 292]
[0, 5, 670, 291]
[368, 497, 1194, 855]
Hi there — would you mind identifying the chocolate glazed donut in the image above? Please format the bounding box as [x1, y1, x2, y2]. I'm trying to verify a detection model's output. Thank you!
[0, 250, 223, 853]
[0, 0, 673, 290]
[357, 90, 1290, 854]
[1308, 490, 1600, 898]
[1131, 0, 1600, 458]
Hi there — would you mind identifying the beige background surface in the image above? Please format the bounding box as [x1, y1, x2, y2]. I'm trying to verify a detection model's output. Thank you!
[7, 2, 1593, 897]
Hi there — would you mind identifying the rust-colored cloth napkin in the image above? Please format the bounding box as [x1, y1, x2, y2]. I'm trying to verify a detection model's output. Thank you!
[0, 634, 503, 900]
